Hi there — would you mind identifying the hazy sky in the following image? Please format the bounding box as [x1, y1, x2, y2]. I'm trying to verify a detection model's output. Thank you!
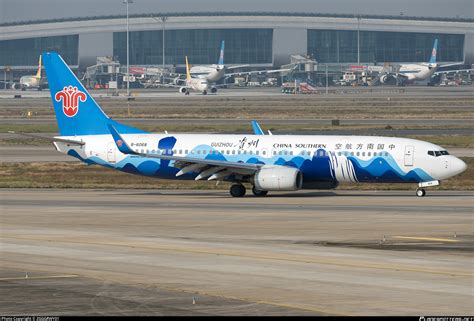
[1, 0, 473, 24]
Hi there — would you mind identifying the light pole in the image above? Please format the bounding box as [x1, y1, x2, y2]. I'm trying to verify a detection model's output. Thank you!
[151, 15, 168, 76]
[123, 0, 133, 96]
[356, 15, 361, 65]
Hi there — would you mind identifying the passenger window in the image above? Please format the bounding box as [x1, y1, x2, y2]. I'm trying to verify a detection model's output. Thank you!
[256, 151, 259, 155]
[356, 152, 360, 156]
[249, 150, 253, 155]
[262, 150, 266, 155]
[367, 152, 371, 157]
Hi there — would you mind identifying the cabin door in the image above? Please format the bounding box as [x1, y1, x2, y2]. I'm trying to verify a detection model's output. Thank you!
[404, 145, 414, 166]
[107, 142, 116, 163]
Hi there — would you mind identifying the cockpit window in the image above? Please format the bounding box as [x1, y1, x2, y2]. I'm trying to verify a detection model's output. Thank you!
[428, 150, 449, 157]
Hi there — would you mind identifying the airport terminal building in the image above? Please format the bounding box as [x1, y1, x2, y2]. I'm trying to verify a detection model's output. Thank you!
[1, 0, 473, 72]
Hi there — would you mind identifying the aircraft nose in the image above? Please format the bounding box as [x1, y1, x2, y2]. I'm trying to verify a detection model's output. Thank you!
[451, 157, 467, 175]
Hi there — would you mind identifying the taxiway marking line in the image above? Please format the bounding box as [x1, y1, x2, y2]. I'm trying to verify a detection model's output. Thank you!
[393, 236, 460, 243]
[2, 235, 470, 277]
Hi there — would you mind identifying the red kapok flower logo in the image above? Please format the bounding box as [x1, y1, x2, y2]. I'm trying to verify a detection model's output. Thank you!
[54, 86, 87, 117]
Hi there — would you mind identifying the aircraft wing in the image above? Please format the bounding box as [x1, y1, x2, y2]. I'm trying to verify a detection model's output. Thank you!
[8, 131, 85, 145]
[439, 62, 464, 68]
[108, 125, 260, 180]
[434, 68, 474, 76]
[226, 64, 250, 70]
[225, 68, 293, 78]
[251, 120, 265, 135]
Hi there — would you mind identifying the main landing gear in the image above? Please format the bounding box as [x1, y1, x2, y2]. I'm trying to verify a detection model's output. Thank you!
[230, 184, 246, 197]
[229, 184, 269, 197]
[416, 188, 426, 197]
[252, 186, 268, 197]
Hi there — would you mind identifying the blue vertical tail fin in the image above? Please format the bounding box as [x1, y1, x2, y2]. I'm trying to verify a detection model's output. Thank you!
[218, 40, 225, 65]
[429, 39, 438, 64]
[43, 52, 146, 136]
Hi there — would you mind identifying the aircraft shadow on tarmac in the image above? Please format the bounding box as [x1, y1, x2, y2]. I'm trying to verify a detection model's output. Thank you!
[107, 190, 470, 198]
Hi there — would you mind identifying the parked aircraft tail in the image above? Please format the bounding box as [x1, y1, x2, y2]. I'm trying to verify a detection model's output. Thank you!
[35, 55, 42, 79]
[218, 40, 225, 65]
[185, 56, 192, 81]
[429, 39, 438, 64]
[42, 52, 145, 136]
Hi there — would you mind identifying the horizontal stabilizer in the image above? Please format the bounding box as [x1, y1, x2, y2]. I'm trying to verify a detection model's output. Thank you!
[8, 131, 85, 145]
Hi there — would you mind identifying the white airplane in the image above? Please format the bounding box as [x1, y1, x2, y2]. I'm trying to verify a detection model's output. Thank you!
[379, 39, 464, 85]
[172, 41, 292, 92]
[164, 56, 211, 95]
[34, 52, 467, 198]
[18, 55, 47, 90]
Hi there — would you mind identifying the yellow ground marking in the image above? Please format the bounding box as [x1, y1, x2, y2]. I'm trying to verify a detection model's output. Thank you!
[0, 274, 78, 281]
[2, 234, 470, 277]
[393, 236, 460, 243]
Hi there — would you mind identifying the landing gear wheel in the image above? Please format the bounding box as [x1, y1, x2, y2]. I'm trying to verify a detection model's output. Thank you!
[252, 186, 268, 197]
[230, 184, 246, 197]
[416, 188, 426, 197]
[202, 90, 207, 95]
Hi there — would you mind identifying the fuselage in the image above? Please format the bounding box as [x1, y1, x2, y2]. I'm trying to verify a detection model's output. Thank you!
[190, 65, 225, 83]
[399, 63, 438, 81]
[185, 78, 210, 93]
[19, 76, 42, 88]
[55, 133, 466, 187]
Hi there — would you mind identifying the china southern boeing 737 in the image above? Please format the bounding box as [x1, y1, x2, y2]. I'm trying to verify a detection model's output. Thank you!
[38, 52, 466, 197]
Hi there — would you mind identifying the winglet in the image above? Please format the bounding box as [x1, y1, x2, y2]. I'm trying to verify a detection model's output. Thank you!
[251, 120, 265, 135]
[185, 56, 192, 81]
[107, 124, 137, 155]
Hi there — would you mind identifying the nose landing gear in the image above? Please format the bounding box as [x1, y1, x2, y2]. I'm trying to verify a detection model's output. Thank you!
[415, 180, 440, 197]
[416, 188, 426, 197]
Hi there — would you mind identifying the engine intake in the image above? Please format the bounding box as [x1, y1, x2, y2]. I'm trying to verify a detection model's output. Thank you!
[254, 165, 303, 191]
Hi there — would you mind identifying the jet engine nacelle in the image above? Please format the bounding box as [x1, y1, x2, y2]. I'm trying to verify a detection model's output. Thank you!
[254, 165, 303, 191]
[380, 74, 395, 84]
[179, 87, 188, 94]
[210, 86, 217, 93]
